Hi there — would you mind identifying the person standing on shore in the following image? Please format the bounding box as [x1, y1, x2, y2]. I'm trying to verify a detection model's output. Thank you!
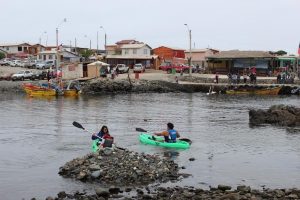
[215, 72, 219, 84]
[243, 73, 247, 84]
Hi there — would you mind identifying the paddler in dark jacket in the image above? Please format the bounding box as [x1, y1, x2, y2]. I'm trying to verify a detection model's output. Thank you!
[154, 122, 180, 143]
[92, 125, 114, 147]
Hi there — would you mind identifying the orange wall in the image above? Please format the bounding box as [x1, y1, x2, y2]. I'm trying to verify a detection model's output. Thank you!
[153, 47, 185, 60]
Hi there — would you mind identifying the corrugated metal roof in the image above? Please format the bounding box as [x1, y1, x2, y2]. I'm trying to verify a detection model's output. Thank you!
[154, 46, 185, 51]
[207, 50, 274, 59]
[0, 43, 31, 47]
[121, 43, 151, 49]
[107, 54, 158, 59]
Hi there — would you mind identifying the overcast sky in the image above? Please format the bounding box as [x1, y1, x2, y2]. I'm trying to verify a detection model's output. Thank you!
[1, 0, 299, 54]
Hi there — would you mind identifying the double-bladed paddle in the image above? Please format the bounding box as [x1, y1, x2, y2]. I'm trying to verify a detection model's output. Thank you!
[72, 121, 125, 150]
[135, 127, 192, 144]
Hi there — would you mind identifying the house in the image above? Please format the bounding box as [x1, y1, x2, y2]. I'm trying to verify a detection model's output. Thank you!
[28, 44, 46, 56]
[206, 50, 274, 75]
[38, 50, 80, 64]
[153, 46, 186, 68]
[0, 43, 31, 58]
[185, 48, 219, 67]
[106, 42, 158, 68]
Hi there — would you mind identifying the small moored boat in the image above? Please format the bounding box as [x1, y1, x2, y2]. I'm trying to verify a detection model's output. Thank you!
[226, 86, 281, 95]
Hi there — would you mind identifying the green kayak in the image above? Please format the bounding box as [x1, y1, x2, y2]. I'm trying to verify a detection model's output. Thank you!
[139, 133, 190, 149]
[92, 139, 100, 152]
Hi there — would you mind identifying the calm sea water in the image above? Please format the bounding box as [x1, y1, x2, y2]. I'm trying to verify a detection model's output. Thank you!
[1, 93, 300, 199]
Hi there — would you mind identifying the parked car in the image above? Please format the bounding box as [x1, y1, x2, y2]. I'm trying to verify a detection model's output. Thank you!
[115, 64, 129, 73]
[11, 70, 33, 81]
[31, 70, 47, 80]
[0, 58, 11, 66]
[24, 60, 37, 69]
[159, 63, 190, 73]
[133, 63, 145, 73]
[9, 60, 22, 67]
[36, 61, 51, 69]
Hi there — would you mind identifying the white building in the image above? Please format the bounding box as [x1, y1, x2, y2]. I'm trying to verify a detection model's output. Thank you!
[0, 43, 31, 54]
[38, 50, 80, 63]
[121, 43, 151, 56]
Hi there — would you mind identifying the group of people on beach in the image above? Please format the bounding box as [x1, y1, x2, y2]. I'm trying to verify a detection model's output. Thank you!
[214, 67, 258, 85]
[92, 123, 180, 148]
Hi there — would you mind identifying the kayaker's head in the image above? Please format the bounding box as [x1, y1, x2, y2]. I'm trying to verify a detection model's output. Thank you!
[100, 125, 109, 134]
[167, 122, 174, 130]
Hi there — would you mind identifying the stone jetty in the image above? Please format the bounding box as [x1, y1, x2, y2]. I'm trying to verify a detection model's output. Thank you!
[58, 147, 186, 186]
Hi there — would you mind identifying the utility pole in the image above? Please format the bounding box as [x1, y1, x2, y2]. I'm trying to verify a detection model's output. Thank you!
[184, 24, 192, 75]
[97, 31, 99, 54]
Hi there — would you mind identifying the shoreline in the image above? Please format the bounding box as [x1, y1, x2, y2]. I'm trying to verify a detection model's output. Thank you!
[1, 66, 299, 95]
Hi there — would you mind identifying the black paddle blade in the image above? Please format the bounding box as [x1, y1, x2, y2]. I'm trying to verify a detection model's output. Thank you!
[136, 127, 147, 132]
[179, 138, 192, 145]
[72, 121, 85, 130]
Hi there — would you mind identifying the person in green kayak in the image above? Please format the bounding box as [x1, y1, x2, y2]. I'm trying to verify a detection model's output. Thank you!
[154, 122, 180, 143]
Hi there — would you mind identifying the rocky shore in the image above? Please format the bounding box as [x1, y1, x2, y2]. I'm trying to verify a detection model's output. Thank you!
[46, 146, 300, 199]
[1, 77, 300, 95]
[58, 147, 187, 186]
[41, 185, 300, 200]
[249, 105, 300, 126]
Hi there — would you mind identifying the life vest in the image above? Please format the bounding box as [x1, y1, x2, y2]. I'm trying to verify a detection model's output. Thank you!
[168, 129, 177, 142]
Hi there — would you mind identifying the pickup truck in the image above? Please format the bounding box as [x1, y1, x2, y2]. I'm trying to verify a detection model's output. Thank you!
[11, 70, 33, 81]
[159, 64, 190, 73]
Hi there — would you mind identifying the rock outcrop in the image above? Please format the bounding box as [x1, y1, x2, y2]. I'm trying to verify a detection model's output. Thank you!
[249, 105, 300, 126]
[58, 147, 186, 186]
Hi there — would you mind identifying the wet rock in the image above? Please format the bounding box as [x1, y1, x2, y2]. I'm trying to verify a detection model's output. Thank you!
[249, 105, 300, 127]
[125, 188, 132, 192]
[218, 184, 232, 191]
[57, 191, 67, 199]
[288, 193, 299, 199]
[45, 197, 54, 200]
[237, 185, 251, 193]
[91, 170, 101, 178]
[109, 187, 121, 194]
[89, 164, 101, 171]
[95, 188, 110, 198]
[189, 157, 195, 161]
[219, 193, 240, 200]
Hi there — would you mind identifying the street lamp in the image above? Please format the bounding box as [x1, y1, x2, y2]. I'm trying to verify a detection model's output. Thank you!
[100, 26, 107, 55]
[84, 35, 92, 50]
[184, 23, 192, 75]
[39, 31, 47, 45]
[56, 18, 67, 70]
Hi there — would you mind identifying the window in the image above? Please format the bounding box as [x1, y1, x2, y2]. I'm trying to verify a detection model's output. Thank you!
[144, 49, 148, 54]
[24, 47, 28, 51]
[18, 47, 22, 51]
[39, 55, 42, 59]
[125, 49, 129, 55]
[43, 55, 46, 60]
[133, 49, 137, 54]
[6, 47, 9, 51]
[49, 55, 53, 60]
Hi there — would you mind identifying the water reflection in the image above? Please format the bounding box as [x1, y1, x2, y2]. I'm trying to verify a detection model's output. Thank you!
[162, 151, 180, 159]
